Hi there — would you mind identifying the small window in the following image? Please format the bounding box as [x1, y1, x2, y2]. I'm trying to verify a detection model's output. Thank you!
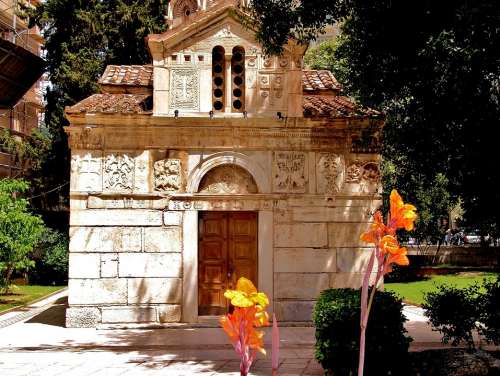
[231, 46, 245, 112]
[212, 46, 226, 112]
[198, 55, 204, 62]
[171, 55, 177, 62]
[184, 55, 191, 62]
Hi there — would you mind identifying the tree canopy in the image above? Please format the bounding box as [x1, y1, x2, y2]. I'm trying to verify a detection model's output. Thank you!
[25, 0, 167, 214]
[0, 179, 45, 292]
[253, 0, 500, 235]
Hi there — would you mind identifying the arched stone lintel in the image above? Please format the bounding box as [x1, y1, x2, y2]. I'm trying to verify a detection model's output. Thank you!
[187, 152, 270, 193]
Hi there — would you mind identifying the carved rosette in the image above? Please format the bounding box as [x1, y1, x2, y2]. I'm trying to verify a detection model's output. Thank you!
[198, 165, 258, 194]
[273, 151, 307, 193]
[154, 159, 182, 192]
[169, 68, 200, 111]
[317, 153, 344, 194]
[345, 160, 381, 184]
[104, 154, 134, 191]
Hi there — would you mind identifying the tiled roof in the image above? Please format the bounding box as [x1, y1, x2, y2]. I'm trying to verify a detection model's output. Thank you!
[98, 65, 153, 87]
[303, 95, 381, 119]
[302, 70, 342, 94]
[66, 94, 152, 114]
[97, 65, 341, 94]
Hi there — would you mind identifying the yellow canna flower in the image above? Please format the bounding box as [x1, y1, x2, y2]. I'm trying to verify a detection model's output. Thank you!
[224, 277, 269, 308]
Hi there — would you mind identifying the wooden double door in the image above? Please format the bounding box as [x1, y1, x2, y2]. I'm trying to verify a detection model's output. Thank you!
[198, 212, 258, 316]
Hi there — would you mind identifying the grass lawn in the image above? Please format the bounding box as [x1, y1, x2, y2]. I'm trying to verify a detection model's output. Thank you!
[385, 272, 499, 306]
[0, 285, 66, 313]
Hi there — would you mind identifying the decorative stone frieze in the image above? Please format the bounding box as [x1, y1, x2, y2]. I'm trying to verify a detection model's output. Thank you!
[273, 151, 308, 193]
[154, 159, 182, 192]
[317, 153, 344, 194]
[198, 165, 258, 194]
[104, 153, 135, 191]
[345, 160, 380, 184]
[70, 151, 102, 192]
[169, 68, 199, 111]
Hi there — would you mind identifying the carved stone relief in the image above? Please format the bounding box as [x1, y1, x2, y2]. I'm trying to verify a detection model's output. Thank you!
[134, 151, 150, 192]
[169, 68, 199, 111]
[317, 153, 344, 194]
[273, 152, 307, 193]
[104, 154, 134, 191]
[154, 159, 182, 192]
[345, 160, 380, 184]
[71, 152, 102, 192]
[68, 128, 103, 150]
[198, 165, 258, 194]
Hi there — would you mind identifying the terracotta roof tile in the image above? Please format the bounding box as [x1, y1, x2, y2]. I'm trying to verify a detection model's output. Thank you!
[97, 65, 342, 95]
[303, 95, 381, 119]
[66, 94, 152, 115]
[302, 70, 342, 94]
[99, 65, 153, 87]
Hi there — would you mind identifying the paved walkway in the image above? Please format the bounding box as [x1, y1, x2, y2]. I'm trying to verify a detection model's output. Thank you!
[0, 291, 475, 375]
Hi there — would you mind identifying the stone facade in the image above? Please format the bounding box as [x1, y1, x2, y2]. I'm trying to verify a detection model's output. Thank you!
[64, 0, 383, 327]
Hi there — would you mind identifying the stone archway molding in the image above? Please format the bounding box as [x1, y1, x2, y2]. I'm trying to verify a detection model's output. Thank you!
[187, 152, 270, 193]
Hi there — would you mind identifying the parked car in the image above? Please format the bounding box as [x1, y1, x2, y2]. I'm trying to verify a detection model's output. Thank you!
[463, 229, 491, 245]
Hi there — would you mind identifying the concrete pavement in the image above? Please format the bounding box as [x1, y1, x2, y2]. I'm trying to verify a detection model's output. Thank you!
[0, 291, 473, 375]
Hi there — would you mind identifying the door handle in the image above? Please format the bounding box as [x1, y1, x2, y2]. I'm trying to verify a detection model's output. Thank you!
[227, 264, 233, 279]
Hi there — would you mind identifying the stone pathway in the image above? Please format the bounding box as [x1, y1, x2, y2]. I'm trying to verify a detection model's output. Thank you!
[0, 291, 490, 375]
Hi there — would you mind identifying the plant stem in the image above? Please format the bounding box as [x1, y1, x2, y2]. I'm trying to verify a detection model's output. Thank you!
[358, 248, 376, 376]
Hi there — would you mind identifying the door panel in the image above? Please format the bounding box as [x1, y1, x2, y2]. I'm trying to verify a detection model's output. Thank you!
[198, 212, 258, 316]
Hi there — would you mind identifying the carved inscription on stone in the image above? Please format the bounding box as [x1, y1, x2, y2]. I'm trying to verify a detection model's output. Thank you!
[104, 154, 134, 191]
[68, 128, 103, 150]
[169, 69, 199, 111]
[345, 161, 380, 183]
[154, 159, 181, 192]
[317, 153, 344, 194]
[273, 152, 307, 193]
[71, 152, 102, 192]
[198, 165, 258, 194]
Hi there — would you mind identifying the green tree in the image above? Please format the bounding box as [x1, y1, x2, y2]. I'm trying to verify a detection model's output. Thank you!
[0, 180, 45, 293]
[24, 0, 167, 212]
[250, 0, 500, 234]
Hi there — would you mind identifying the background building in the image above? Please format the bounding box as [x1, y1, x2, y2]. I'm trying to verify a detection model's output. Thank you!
[0, 0, 45, 177]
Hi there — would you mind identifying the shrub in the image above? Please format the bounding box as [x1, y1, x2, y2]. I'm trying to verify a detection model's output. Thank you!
[313, 288, 412, 376]
[423, 277, 500, 350]
[423, 283, 480, 349]
[29, 228, 68, 285]
[479, 276, 500, 345]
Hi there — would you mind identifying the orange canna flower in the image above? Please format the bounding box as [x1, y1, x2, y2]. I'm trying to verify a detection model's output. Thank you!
[387, 247, 409, 266]
[220, 306, 267, 355]
[389, 190, 417, 231]
[360, 211, 391, 244]
[379, 235, 400, 255]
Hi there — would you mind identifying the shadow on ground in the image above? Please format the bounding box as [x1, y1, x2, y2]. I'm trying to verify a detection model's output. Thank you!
[25, 297, 67, 327]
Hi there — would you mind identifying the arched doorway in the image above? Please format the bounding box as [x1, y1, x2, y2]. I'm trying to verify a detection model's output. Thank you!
[197, 164, 259, 315]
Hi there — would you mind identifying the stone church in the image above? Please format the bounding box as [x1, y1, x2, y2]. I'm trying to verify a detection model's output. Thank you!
[64, 0, 383, 327]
